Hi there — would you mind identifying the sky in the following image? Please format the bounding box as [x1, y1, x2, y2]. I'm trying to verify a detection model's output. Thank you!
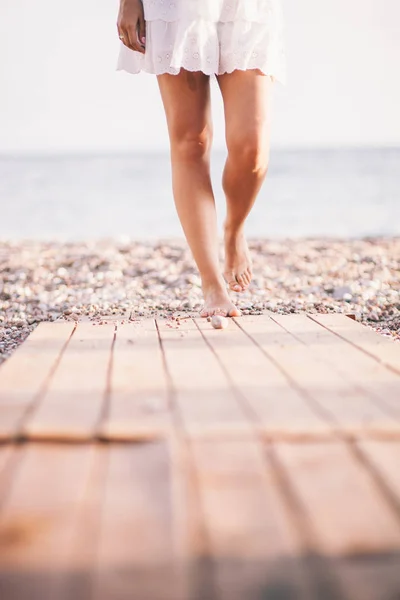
[0, 0, 399, 154]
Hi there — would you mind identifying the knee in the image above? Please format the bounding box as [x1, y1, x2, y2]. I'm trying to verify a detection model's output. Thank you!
[227, 132, 270, 175]
[170, 126, 213, 162]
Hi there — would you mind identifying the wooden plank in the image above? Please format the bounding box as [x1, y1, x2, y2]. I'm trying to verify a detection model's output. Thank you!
[310, 313, 400, 375]
[0, 445, 19, 509]
[235, 315, 398, 438]
[0, 444, 95, 600]
[99, 319, 173, 441]
[167, 436, 214, 600]
[357, 440, 400, 499]
[191, 439, 313, 600]
[157, 318, 252, 438]
[0, 445, 14, 476]
[194, 317, 333, 441]
[0, 322, 74, 441]
[92, 441, 189, 600]
[271, 314, 400, 421]
[56, 445, 108, 600]
[274, 441, 400, 600]
[23, 323, 115, 441]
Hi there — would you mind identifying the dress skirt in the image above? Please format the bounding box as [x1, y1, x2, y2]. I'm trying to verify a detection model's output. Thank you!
[116, 0, 287, 85]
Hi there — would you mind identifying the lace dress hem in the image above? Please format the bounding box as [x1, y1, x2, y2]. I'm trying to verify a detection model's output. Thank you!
[116, 4, 287, 85]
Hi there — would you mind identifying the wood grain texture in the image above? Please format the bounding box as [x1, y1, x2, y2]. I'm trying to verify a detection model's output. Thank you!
[195, 317, 332, 441]
[0, 445, 14, 477]
[0, 322, 74, 441]
[274, 441, 400, 600]
[310, 313, 400, 376]
[99, 319, 173, 441]
[235, 315, 398, 438]
[0, 444, 95, 600]
[271, 313, 400, 423]
[357, 440, 400, 500]
[93, 441, 189, 600]
[157, 318, 252, 438]
[191, 439, 313, 600]
[56, 445, 108, 600]
[2, 315, 400, 599]
[22, 323, 115, 441]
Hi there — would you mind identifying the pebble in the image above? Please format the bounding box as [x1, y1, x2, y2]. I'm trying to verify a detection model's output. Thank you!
[333, 286, 353, 300]
[211, 315, 229, 329]
[0, 237, 399, 365]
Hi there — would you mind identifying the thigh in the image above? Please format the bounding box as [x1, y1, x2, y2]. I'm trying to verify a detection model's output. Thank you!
[215, 69, 273, 150]
[156, 69, 213, 143]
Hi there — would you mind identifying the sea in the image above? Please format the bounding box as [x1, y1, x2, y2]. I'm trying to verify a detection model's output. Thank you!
[0, 147, 399, 241]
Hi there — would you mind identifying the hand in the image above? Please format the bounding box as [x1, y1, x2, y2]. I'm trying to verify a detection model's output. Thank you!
[117, 0, 146, 54]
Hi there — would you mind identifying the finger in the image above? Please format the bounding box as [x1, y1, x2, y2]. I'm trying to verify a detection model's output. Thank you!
[127, 25, 145, 54]
[118, 21, 140, 52]
[117, 25, 129, 48]
[138, 15, 146, 48]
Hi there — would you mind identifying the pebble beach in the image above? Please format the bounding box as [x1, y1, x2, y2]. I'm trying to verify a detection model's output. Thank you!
[1, 236, 399, 365]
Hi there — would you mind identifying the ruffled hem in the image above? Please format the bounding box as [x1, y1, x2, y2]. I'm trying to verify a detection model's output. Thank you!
[116, 18, 287, 86]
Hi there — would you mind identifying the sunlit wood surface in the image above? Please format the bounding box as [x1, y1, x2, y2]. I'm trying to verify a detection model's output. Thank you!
[0, 314, 400, 599]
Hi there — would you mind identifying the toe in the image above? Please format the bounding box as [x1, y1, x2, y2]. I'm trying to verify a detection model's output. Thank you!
[200, 308, 209, 317]
[224, 271, 242, 292]
[235, 273, 246, 289]
[241, 271, 251, 286]
[228, 305, 241, 317]
[226, 277, 242, 292]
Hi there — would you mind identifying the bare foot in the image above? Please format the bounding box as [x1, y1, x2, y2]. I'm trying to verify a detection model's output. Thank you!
[223, 223, 253, 292]
[199, 283, 241, 318]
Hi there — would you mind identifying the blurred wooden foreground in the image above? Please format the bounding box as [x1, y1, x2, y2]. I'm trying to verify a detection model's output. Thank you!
[0, 313, 400, 599]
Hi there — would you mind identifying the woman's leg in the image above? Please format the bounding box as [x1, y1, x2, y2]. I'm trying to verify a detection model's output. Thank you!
[215, 69, 273, 292]
[156, 69, 241, 317]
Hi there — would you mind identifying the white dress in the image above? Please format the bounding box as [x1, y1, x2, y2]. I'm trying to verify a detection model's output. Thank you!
[116, 0, 287, 85]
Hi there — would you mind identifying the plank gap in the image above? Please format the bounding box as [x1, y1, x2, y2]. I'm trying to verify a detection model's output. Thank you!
[269, 314, 400, 425]
[232, 317, 342, 435]
[17, 323, 78, 439]
[94, 325, 117, 438]
[350, 442, 400, 526]
[0, 322, 76, 441]
[266, 443, 347, 600]
[233, 315, 400, 440]
[154, 318, 186, 437]
[156, 318, 251, 439]
[22, 323, 115, 442]
[192, 318, 261, 435]
[307, 314, 400, 377]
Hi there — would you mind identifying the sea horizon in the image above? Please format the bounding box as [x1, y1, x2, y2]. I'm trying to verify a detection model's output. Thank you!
[1, 146, 399, 241]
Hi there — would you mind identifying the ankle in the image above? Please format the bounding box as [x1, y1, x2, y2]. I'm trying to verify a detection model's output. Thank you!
[201, 276, 226, 295]
[223, 219, 245, 237]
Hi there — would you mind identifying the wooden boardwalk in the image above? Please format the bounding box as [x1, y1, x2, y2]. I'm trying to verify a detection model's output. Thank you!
[0, 313, 400, 599]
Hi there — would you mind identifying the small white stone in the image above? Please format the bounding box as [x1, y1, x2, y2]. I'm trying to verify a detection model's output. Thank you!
[211, 315, 229, 330]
